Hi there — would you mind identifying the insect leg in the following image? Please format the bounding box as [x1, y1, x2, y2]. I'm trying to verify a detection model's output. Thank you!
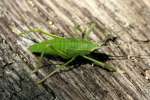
[32, 51, 45, 73]
[31, 43, 52, 73]
[73, 24, 83, 35]
[82, 55, 116, 72]
[55, 56, 76, 72]
[37, 56, 76, 84]
[20, 28, 61, 39]
[83, 22, 96, 40]
[73, 22, 95, 39]
[37, 68, 60, 84]
[63, 56, 76, 66]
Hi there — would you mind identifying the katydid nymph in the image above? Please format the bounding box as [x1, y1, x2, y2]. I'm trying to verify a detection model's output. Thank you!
[21, 23, 116, 84]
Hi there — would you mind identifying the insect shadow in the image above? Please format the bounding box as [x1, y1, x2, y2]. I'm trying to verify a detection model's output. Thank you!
[33, 51, 111, 71]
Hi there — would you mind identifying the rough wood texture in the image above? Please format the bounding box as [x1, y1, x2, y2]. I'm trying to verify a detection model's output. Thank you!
[0, 0, 150, 100]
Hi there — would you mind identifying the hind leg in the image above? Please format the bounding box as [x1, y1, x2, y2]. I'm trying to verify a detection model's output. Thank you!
[82, 55, 116, 72]
[19, 28, 61, 39]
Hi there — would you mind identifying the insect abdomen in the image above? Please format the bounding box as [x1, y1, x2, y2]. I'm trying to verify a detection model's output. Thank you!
[28, 41, 58, 56]
[50, 38, 99, 58]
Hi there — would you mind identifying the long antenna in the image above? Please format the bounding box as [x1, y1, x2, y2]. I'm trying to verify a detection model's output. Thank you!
[109, 55, 150, 60]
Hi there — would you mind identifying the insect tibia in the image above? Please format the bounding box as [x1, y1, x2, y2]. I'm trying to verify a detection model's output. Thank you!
[82, 55, 116, 72]
[37, 68, 59, 84]
[20, 28, 62, 39]
[37, 65, 74, 84]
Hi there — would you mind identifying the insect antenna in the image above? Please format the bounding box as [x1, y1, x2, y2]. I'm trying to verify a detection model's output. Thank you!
[108, 55, 150, 60]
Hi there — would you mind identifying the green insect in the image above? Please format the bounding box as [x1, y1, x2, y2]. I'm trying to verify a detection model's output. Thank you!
[21, 23, 116, 84]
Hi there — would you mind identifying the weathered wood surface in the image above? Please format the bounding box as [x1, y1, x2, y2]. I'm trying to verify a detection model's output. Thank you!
[0, 0, 150, 100]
